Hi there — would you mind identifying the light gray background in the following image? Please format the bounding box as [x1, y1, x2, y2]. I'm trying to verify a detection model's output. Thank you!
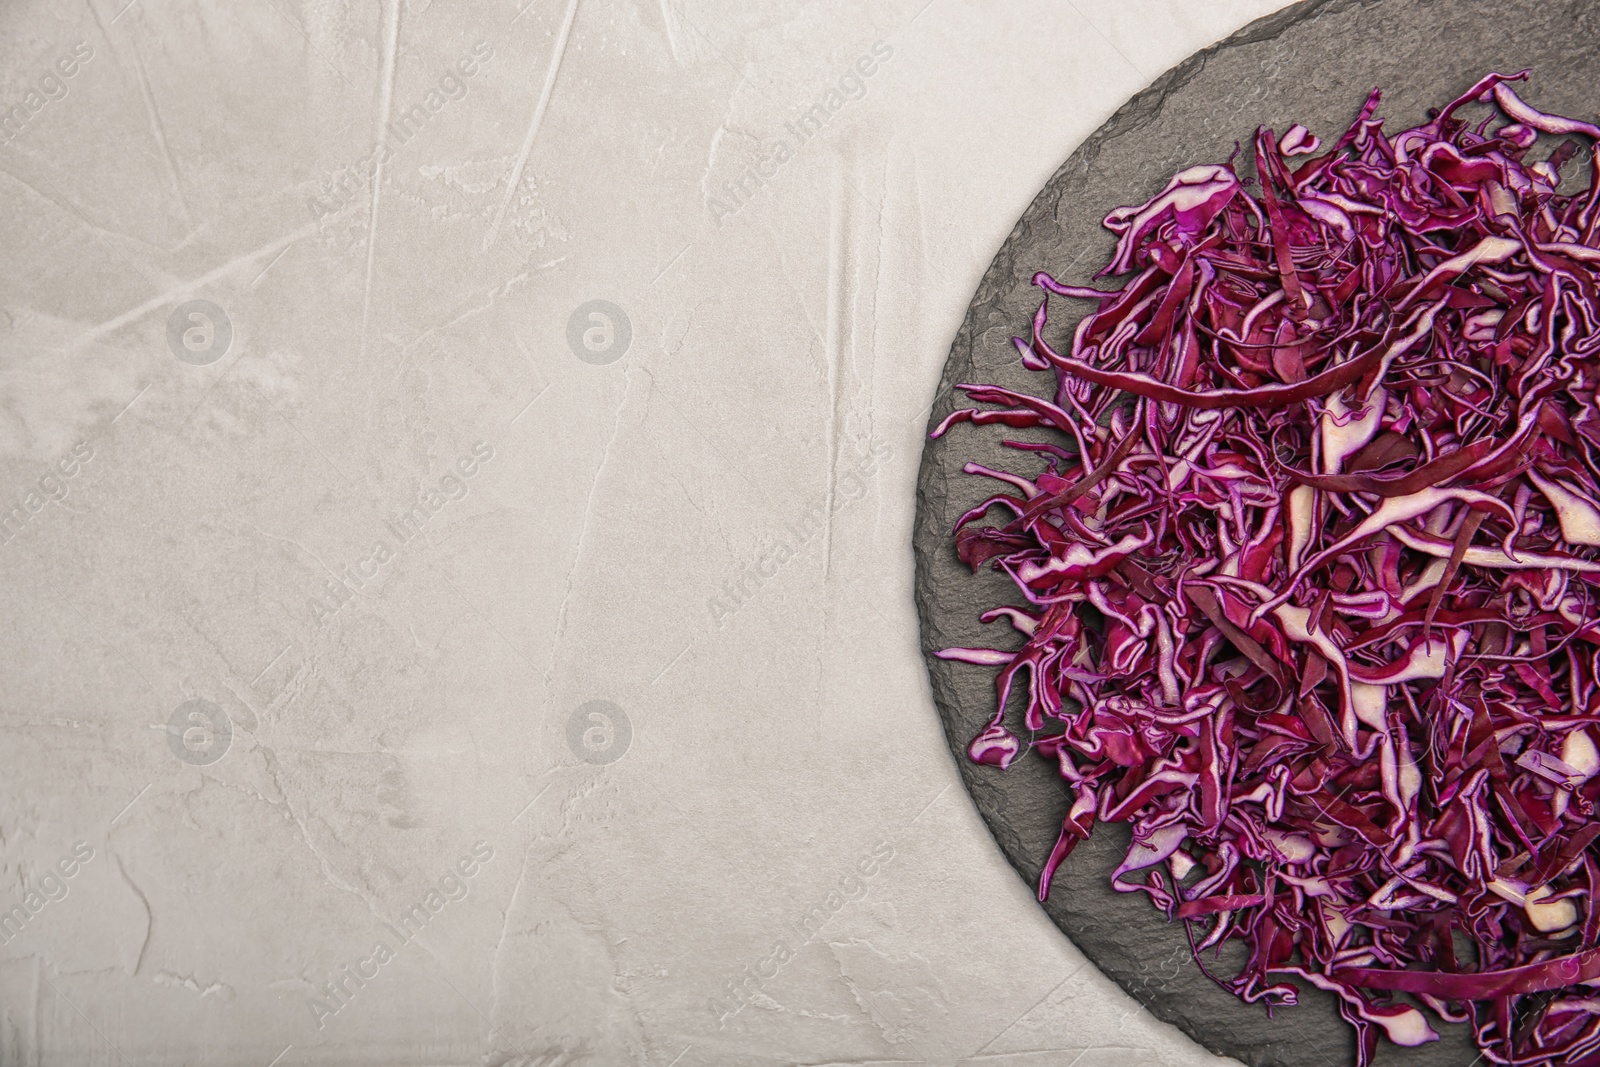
[0, 1, 1290, 1064]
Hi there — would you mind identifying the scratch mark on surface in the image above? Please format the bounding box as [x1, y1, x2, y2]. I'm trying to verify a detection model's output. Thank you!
[252, 748, 378, 905]
[638, 364, 773, 505]
[489, 838, 532, 1026]
[249, 243, 295, 288]
[650, 643, 690, 684]
[509, 782, 554, 823]
[908, 783, 950, 826]
[661, 0, 748, 92]
[111, 852, 151, 975]
[110, 383, 150, 423]
[543, 364, 629, 709]
[251, 644, 293, 686]
[820, 161, 846, 591]
[40, 975, 133, 1065]
[657, 0, 689, 64]
[244, 522, 338, 576]
[866, 155, 884, 450]
[1060, 0, 1149, 81]
[401, 262, 554, 362]
[19, 170, 159, 287]
[71, 218, 322, 353]
[109, 783, 151, 826]
[266, 0, 357, 89]
[436, 949, 537, 1060]
[969, 964, 1088, 1055]
[360, 0, 403, 360]
[485, 0, 581, 250]
[814, 159, 850, 741]
[650, 243, 691, 286]
[509, 382, 552, 425]
[268, 401, 356, 486]
[432, 571, 542, 688]
[125, 33, 193, 229]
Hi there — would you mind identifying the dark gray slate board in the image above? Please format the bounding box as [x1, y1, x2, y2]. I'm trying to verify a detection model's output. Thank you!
[912, 2, 1600, 1065]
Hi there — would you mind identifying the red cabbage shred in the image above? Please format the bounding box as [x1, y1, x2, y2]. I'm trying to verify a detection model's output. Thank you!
[935, 72, 1600, 1066]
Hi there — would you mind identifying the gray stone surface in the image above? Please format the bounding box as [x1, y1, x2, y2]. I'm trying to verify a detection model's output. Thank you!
[913, 1, 1600, 1065]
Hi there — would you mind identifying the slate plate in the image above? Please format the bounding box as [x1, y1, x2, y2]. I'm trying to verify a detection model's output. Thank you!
[912, 1, 1600, 1064]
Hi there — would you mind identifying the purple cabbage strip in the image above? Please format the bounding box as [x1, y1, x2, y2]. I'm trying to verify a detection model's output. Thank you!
[937, 72, 1600, 1066]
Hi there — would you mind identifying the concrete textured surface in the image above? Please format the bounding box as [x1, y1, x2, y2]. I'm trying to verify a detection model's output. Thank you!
[915, 1, 1600, 1066]
[0, 0, 1457, 1064]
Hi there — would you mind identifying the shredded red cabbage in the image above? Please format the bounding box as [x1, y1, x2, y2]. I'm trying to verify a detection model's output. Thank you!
[936, 71, 1600, 1066]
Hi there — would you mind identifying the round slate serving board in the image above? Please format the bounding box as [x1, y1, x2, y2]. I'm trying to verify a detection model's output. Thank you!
[912, 2, 1600, 1064]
